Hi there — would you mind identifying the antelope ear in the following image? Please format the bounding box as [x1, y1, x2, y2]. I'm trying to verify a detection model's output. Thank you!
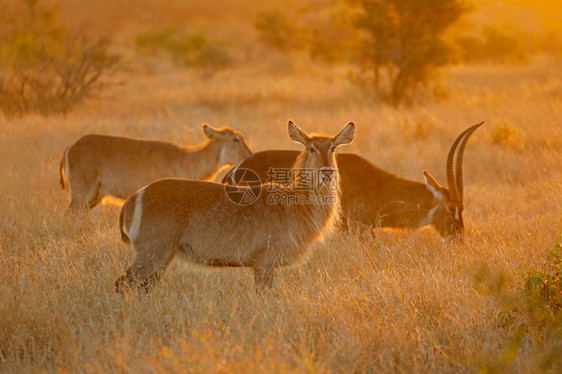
[332, 122, 355, 147]
[202, 124, 219, 138]
[287, 120, 310, 145]
[423, 170, 444, 200]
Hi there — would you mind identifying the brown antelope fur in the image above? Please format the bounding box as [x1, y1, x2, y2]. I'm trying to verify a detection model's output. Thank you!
[59, 124, 252, 211]
[115, 121, 356, 293]
[224, 122, 484, 242]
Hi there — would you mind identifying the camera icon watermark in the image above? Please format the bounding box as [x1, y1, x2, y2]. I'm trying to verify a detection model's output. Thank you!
[224, 168, 262, 205]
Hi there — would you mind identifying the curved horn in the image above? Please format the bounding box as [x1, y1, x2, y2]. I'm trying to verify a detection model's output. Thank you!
[455, 121, 484, 203]
[446, 126, 474, 203]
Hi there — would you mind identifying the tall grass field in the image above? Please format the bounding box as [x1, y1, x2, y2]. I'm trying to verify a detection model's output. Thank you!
[0, 1, 561, 370]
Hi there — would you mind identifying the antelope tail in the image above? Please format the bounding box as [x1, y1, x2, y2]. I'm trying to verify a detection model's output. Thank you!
[119, 208, 130, 244]
[59, 147, 68, 190]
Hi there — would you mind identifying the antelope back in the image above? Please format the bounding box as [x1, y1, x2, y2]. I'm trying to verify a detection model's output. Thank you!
[61, 124, 252, 211]
[225, 151, 426, 228]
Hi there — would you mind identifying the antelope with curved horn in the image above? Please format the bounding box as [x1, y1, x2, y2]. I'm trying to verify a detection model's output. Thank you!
[116, 120, 355, 293]
[223, 122, 483, 242]
[59, 124, 252, 211]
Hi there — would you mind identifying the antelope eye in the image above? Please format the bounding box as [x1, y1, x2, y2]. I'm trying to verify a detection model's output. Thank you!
[232, 137, 240, 143]
[308, 147, 316, 154]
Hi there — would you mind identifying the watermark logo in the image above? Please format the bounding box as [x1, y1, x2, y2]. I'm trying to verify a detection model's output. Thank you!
[266, 193, 337, 206]
[224, 168, 262, 205]
[225, 167, 338, 206]
[265, 168, 337, 192]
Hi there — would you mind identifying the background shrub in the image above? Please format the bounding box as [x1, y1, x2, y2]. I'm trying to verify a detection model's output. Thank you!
[525, 236, 562, 311]
[135, 28, 231, 69]
[0, 0, 118, 116]
[455, 24, 530, 64]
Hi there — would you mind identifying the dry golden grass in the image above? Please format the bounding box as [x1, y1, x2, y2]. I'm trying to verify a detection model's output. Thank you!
[1, 55, 561, 373]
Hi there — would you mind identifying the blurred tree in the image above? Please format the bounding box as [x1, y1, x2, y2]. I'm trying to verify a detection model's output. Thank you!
[352, 0, 396, 88]
[0, 0, 118, 116]
[454, 24, 529, 64]
[304, 2, 358, 63]
[254, 4, 356, 63]
[254, 9, 306, 50]
[350, 0, 469, 105]
[254, 1, 468, 105]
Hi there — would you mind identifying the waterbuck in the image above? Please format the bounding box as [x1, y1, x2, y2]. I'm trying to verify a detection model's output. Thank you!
[59, 124, 252, 211]
[223, 122, 483, 242]
[115, 120, 356, 293]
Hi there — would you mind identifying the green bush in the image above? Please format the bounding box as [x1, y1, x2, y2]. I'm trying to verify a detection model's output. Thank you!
[254, 9, 305, 50]
[197, 43, 232, 69]
[490, 120, 526, 150]
[0, 0, 118, 116]
[491, 121, 518, 144]
[524, 236, 562, 311]
[135, 28, 177, 55]
[135, 29, 231, 69]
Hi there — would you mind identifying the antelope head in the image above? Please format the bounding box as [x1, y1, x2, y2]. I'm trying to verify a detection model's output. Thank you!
[202, 124, 253, 164]
[288, 121, 356, 191]
[423, 122, 484, 243]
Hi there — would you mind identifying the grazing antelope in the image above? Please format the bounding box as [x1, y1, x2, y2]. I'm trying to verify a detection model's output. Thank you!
[224, 122, 483, 242]
[59, 124, 252, 211]
[115, 120, 356, 293]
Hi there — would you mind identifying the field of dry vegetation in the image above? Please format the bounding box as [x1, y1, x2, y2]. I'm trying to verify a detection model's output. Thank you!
[1, 54, 560, 373]
[1, 1, 561, 373]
